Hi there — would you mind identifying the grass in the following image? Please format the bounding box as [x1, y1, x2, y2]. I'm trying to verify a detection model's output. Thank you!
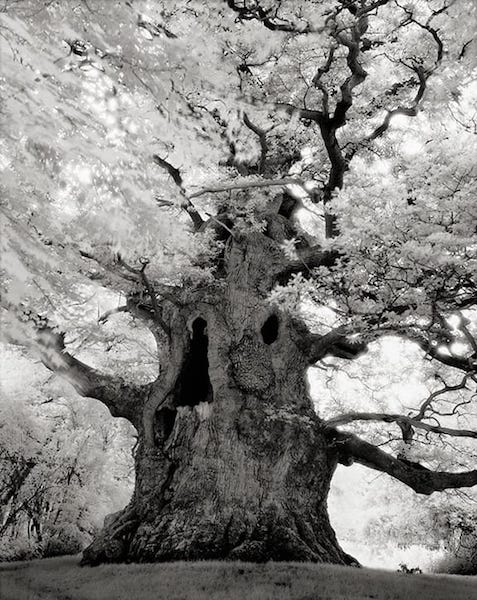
[0, 555, 476, 600]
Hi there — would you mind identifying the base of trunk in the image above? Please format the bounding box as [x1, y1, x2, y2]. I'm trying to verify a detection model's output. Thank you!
[80, 289, 358, 568]
[81, 502, 357, 566]
[82, 398, 357, 567]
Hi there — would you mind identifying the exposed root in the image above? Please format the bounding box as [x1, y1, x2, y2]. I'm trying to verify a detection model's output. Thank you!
[81, 507, 138, 566]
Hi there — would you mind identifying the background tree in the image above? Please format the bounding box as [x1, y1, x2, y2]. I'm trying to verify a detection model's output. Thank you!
[0, 346, 134, 560]
[0, 0, 476, 565]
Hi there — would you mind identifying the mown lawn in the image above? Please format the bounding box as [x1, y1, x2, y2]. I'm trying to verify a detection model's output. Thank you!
[0, 556, 476, 600]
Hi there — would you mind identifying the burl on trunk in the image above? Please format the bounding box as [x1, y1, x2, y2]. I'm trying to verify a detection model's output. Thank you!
[80, 226, 355, 565]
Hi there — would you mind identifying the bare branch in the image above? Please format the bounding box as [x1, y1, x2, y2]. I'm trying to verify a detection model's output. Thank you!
[301, 12, 369, 238]
[310, 45, 336, 116]
[330, 15, 368, 129]
[415, 373, 474, 420]
[114, 254, 182, 305]
[346, 65, 427, 158]
[139, 260, 170, 335]
[397, 1, 445, 64]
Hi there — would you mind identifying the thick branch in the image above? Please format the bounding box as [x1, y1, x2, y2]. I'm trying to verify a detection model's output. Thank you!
[331, 19, 368, 129]
[243, 112, 268, 173]
[325, 412, 477, 439]
[35, 327, 145, 426]
[293, 322, 368, 363]
[318, 120, 347, 238]
[311, 45, 336, 116]
[277, 102, 324, 124]
[187, 177, 306, 200]
[225, 0, 316, 33]
[279, 245, 339, 279]
[316, 13, 369, 237]
[329, 430, 477, 494]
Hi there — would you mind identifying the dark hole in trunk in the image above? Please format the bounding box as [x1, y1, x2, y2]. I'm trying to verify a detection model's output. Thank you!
[174, 317, 213, 406]
[261, 314, 279, 344]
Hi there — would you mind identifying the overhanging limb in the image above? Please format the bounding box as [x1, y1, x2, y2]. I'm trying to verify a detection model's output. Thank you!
[327, 429, 477, 495]
[35, 326, 145, 426]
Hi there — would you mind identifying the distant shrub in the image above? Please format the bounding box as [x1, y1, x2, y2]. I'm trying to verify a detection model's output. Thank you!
[433, 552, 477, 576]
[0, 524, 87, 562]
[0, 537, 41, 562]
[397, 563, 422, 574]
[42, 530, 83, 558]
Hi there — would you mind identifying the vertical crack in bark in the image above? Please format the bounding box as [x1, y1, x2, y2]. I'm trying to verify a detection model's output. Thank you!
[157, 462, 178, 512]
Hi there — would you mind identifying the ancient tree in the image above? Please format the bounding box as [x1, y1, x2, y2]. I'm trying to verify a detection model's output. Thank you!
[1, 0, 476, 564]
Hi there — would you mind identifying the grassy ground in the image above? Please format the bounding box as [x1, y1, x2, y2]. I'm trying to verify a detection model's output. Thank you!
[0, 555, 476, 600]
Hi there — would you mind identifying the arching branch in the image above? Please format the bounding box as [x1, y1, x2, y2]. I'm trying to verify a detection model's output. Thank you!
[35, 327, 145, 426]
[328, 429, 477, 495]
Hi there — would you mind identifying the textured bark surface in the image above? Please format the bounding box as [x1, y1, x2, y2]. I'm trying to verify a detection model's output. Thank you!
[81, 230, 354, 566]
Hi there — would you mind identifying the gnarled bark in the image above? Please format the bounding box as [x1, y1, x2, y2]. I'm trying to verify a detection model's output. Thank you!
[80, 231, 356, 565]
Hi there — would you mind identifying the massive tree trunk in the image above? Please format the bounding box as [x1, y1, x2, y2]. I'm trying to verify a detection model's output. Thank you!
[34, 217, 477, 566]
[80, 225, 355, 565]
